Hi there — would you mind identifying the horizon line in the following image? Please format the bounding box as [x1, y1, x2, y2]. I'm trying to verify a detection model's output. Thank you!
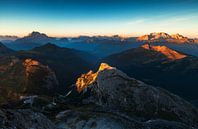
[0, 31, 198, 39]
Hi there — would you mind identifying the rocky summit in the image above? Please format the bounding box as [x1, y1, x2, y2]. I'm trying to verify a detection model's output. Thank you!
[73, 63, 198, 128]
[137, 32, 193, 43]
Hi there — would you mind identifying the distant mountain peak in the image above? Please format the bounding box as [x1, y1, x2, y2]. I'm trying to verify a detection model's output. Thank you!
[137, 32, 191, 43]
[141, 44, 187, 60]
[28, 31, 48, 38]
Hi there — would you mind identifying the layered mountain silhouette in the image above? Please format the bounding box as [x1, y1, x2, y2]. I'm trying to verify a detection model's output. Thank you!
[0, 42, 14, 56]
[14, 31, 56, 45]
[137, 32, 197, 43]
[0, 43, 95, 103]
[10, 32, 59, 50]
[0, 35, 18, 43]
[102, 44, 198, 104]
[4, 31, 198, 57]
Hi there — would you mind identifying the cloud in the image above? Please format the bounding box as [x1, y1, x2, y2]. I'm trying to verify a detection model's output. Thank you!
[126, 19, 146, 25]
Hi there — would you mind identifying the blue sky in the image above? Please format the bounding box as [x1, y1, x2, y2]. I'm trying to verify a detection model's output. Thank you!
[0, 0, 198, 37]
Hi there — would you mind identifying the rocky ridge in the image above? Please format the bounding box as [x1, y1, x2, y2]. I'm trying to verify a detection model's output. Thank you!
[137, 32, 196, 43]
[74, 63, 198, 128]
[141, 44, 187, 60]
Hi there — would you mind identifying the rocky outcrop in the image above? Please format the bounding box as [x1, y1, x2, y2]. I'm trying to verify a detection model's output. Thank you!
[0, 57, 58, 103]
[23, 58, 59, 94]
[137, 32, 192, 43]
[55, 110, 195, 129]
[0, 109, 56, 129]
[141, 44, 187, 60]
[76, 63, 114, 92]
[75, 63, 198, 127]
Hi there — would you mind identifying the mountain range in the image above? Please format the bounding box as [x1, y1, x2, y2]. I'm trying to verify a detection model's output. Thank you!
[0, 38, 198, 128]
[102, 44, 198, 105]
[0, 43, 96, 103]
[2, 31, 198, 58]
[0, 35, 18, 43]
[137, 32, 197, 43]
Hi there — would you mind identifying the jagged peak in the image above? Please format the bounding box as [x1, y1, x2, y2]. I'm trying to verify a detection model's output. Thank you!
[76, 63, 116, 93]
[171, 33, 186, 39]
[141, 44, 187, 60]
[98, 63, 115, 71]
[27, 31, 48, 38]
[137, 32, 191, 43]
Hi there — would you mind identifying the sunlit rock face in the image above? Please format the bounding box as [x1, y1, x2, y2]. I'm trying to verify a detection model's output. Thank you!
[141, 44, 187, 60]
[76, 63, 114, 93]
[75, 63, 198, 127]
[23, 58, 58, 94]
[0, 57, 58, 103]
[137, 32, 191, 43]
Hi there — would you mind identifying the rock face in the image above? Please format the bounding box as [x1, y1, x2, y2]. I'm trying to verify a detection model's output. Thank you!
[23, 58, 59, 94]
[75, 63, 198, 128]
[0, 109, 56, 129]
[0, 57, 58, 103]
[141, 44, 187, 60]
[137, 32, 191, 43]
[76, 63, 114, 92]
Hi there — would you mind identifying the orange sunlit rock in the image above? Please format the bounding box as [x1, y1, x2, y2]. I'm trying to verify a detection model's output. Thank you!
[137, 32, 190, 43]
[141, 44, 187, 60]
[23, 59, 40, 77]
[76, 63, 114, 93]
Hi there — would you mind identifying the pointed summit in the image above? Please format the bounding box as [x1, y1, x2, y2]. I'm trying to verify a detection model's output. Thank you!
[28, 31, 48, 38]
[98, 63, 115, 71]
[76, 63, 116, 92]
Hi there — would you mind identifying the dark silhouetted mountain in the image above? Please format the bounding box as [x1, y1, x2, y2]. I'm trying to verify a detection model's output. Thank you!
[11, 31, 56, 50]
[7, 32, 68, 50]
[9, 44, 95, 92]
[15, 31, 55, 44]
[102, 44, 198, 105]
[0, 42, 14, 56]
[0, 43, 96, 103]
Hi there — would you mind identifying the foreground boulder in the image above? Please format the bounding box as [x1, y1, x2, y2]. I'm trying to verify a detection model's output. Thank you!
[0, 109, 56, 129]
[74, 63, 198, 128]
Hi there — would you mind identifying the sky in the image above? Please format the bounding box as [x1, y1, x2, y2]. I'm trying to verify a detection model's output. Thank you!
[0, 0, 198, 38]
